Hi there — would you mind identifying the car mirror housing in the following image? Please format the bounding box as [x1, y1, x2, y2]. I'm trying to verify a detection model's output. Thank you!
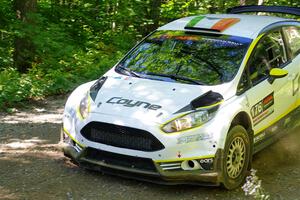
[268, 68, 288, 84]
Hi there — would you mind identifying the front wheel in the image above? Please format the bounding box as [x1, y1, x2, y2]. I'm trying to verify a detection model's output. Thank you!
[222, 125, 251, 190]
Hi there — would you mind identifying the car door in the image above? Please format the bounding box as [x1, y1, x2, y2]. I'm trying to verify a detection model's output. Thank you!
[245, 29, 297, 134]
[282, 26, 300, 104]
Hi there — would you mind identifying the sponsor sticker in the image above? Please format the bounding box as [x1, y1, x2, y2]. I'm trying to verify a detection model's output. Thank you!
[106, 97, 162, 110]
[177, 133, 212, 144]
[254, 131, 266, 143]
[251, 92, 274, 126]
[113, 76, 122, 79]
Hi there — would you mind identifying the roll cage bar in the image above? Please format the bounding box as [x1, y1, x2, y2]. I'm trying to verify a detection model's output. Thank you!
[227, 5, 300, 16]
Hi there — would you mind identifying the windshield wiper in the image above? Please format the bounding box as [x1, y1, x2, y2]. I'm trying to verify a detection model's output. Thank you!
[181, 48, 223, 78]
[145, 72, 203, 85]
[117, 66, 141, 78]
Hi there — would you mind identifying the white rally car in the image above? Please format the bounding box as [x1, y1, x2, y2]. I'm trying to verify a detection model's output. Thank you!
[61, 6, 300, 189]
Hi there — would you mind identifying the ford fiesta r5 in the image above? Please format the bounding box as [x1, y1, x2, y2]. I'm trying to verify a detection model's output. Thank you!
[61, 5, 300, 189]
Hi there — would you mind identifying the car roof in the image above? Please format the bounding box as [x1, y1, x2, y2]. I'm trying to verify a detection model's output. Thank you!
[158, 14, 297, 39]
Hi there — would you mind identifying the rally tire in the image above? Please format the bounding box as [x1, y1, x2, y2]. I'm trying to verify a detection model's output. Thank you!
[221, 125, 251, 190]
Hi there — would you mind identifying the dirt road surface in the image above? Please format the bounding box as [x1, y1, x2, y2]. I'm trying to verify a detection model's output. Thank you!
[1, 95, 300, 200]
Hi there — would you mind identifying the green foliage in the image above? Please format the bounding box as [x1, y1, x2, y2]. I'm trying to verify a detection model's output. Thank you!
[0, 1, 15, 71]
[0, 0, 299, 110]
[0, 68, 30, 108]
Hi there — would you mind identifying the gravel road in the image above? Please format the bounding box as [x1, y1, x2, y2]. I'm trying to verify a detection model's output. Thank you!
[0, 95, 300, 200]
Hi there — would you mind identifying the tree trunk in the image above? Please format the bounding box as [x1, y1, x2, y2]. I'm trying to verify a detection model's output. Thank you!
[258, 0, 264, 5]
[148, 0, 161, 32]
[13, 0, 37, 21]
[240, 0, 246, 6]
[13, 0, 37, 73]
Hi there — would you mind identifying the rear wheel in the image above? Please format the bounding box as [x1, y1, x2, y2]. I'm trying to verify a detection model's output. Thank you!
[222, 125, 251, 190]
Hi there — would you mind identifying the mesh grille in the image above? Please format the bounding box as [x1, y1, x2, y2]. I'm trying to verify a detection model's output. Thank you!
[80, 122, 164, 151]
[84, 147, 157, 172]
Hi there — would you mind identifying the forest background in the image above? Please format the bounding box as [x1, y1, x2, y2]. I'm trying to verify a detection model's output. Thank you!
[0, 0, 299, 110]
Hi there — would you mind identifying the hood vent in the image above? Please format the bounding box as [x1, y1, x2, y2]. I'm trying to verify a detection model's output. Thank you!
[191, 90, 223, 109]
[174, 91, 223, 114]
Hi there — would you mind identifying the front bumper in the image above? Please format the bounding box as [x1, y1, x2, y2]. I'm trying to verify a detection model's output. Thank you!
[61, 139, 223, 186]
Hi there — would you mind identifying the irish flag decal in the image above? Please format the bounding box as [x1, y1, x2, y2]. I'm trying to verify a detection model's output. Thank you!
[185, 16, 240, 32]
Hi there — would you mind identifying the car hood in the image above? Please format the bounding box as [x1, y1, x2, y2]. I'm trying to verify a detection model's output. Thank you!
[90, 75, 232, 123]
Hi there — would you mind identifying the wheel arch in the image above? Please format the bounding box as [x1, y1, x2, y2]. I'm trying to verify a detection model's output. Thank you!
[229, 111, 254, 170]
[230, 111, 253, 136]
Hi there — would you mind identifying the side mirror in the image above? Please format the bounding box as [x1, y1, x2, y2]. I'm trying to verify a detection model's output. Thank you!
[268, 68, 288, 84]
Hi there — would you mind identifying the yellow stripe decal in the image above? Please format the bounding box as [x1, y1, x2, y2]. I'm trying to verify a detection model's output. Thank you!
[194, 100, 224, 110]
[63, 127, 85, 147]
[154, 154, 215, 163]
[241, 34, 264, 67]
[255, 100, 300, 135]
[76, 106, 84, 120]
[160, 100, 224, 135]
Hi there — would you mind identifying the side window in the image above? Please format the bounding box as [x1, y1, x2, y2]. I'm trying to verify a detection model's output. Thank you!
[247, 30, 287, 85]
[283, 26, 300, 58]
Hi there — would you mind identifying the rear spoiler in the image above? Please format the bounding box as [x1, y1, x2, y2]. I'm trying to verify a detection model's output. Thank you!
[227, 5, 300, 16]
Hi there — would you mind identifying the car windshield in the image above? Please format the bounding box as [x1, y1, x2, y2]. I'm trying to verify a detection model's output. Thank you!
[116, 31, 252, 85]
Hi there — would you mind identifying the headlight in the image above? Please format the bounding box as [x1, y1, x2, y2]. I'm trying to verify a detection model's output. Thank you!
[78, 93, 90, 120]
[162, 108, 217, 133]
[63, 108, 76, 131]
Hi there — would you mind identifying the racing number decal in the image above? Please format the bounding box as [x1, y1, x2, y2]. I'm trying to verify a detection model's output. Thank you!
[251, 92, 274, 126]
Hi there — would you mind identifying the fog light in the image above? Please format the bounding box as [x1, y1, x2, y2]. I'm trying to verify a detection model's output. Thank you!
[181, 160, 201, 170]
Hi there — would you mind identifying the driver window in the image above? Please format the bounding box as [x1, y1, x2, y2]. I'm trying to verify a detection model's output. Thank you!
[283, 26, 300, 58]
[248, 30, 287, 86]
